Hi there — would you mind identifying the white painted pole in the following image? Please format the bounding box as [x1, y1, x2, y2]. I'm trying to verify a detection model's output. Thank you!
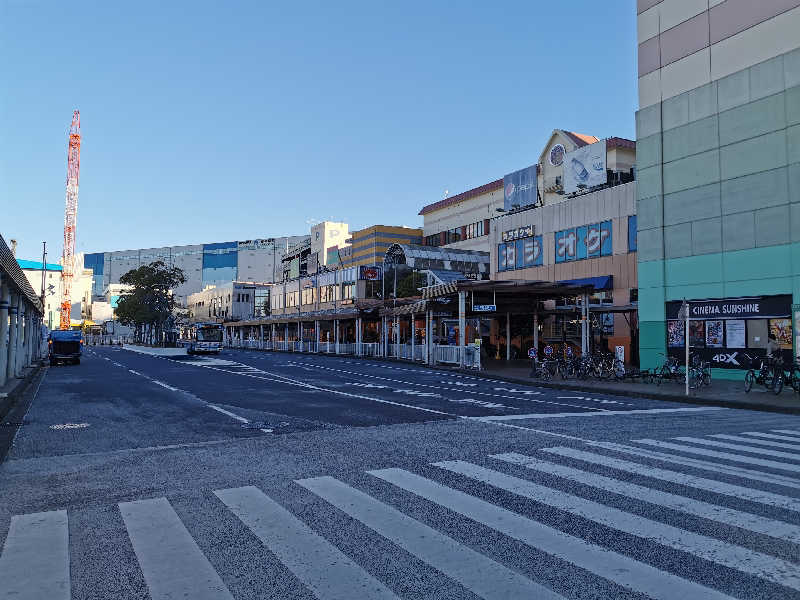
[685, 298, 690, 396]
[458, 291, 466, 368]
[410, 313, 415, 361]
[505, 312, 511, 361]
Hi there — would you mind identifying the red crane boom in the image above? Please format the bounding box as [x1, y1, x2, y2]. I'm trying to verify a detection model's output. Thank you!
[60, 110, 81, 330]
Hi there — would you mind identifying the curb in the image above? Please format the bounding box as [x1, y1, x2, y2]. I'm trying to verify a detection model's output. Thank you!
[225, 346, 800, 416]
[451, 368, 800, 415]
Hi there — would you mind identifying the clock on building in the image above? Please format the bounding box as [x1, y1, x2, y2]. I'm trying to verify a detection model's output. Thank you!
[549, 144, 565, 166]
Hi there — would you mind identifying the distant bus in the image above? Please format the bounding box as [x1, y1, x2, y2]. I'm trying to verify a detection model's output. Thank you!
[180, 322, 224, 355]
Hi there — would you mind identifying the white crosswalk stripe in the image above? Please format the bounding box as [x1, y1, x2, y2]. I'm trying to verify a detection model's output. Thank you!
[709, 433, 800, 450]
[3, 431, 800, 599]
[370, 467, 737, 600]
[669, 436, 800, 461]
[297, 475, 566, 600]
[214, 486, 399, 600]
[492, 452, 800, 543]
[742, 431, 800, 443]
[541, 446, 800, 512]
[593, 440, 800, 489]
[435, 460, 800, 590]
[0, 510, 69, 600]
[633, 438, 800, 473]
[773, 430, 800, 437]
[119, 497, 235, 600]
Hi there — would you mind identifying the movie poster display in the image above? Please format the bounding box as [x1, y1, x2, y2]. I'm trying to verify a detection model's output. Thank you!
[705, 320, 723, 348]
[689, 321, 705, 347]
[667, 320, 684, 347]
[769, 318, 793, 349]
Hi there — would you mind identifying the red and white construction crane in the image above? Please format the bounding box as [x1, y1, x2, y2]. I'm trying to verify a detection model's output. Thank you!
[60, 110, 81, 330]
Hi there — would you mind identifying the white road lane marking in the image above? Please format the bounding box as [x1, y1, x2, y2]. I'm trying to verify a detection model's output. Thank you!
[474, 407, 726, 421]
[215, 486, 399, 600]
[372, 467, 736, 600]
[0, 510, 70, 600]
[634, 439, 800, 474]
[709, 433, 800, 451]
[297, 476, 562, 600]
[493, 452, 800, 543]
[176, 361, 458, 417]
[119, 497, 235, 600]
[207, 405, 249, 423]
[773, 430, 800, 436]
[542, 446, 800, 512]
[436, 461, 800, 590]
[742, 431, 800, 443]
[152, 380, 179, 392]
[671, 436, 800, 461]
[283, 360, 608, 412]
[594, 441, 800, 490]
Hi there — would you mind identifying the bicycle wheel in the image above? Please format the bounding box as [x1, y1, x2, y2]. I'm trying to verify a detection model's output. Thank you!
[613, 359, 625, 381]
[744, 370, 754, 393]
[772, 369, 784, 395]
[702, 369, 711, 387]
[688, 368, 700, 390]
[656, 366, 668, 386]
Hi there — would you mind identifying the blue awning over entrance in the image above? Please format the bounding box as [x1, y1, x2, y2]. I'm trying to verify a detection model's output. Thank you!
[557, 275, 613, 290]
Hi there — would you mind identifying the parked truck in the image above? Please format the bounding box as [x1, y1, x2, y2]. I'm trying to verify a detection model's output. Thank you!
[48, 329, 83, 365]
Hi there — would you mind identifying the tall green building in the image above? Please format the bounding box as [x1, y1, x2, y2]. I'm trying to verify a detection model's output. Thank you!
[636, 0, 800, 376]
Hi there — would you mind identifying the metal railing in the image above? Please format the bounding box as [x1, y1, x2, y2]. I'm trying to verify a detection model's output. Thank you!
[221, 334, 482, 370]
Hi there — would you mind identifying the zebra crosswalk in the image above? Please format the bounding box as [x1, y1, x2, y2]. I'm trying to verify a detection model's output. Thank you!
[2, 428, 800, 599]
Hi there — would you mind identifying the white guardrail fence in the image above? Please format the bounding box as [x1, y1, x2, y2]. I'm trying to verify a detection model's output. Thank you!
[225, 338, 481, 369]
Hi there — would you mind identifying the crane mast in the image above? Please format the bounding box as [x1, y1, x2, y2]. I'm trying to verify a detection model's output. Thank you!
[60, 110, 81, 330]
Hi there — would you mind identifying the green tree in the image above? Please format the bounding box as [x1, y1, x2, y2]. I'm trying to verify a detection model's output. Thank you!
[115, 261, 186, 345]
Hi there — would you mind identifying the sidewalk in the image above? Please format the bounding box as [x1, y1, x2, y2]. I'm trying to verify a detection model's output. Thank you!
[121, 345, 188, 357]
[468, 359, 800, 415]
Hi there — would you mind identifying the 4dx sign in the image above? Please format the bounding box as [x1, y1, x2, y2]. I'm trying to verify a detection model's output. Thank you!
[711, 352, 740, 366]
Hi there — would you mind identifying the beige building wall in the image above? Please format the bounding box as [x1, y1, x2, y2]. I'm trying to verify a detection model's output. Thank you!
[311, 221, 350, 266]
[421, 185, 503, 253]
[637, 0, 800, 109]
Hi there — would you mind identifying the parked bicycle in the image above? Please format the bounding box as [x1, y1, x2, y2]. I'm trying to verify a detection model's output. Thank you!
[687, 353, 711, 390]
[743, 353, 785, 395]
[653, 353, 682, 385]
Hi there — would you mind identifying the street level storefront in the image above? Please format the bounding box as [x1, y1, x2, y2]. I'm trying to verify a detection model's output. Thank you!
[665, 295, 795, 371]
[491, 180, 638, 364]
[224, 279, 598, 369]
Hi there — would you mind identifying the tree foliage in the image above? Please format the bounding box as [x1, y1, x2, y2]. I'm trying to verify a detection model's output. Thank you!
[115, 261, 186, 344]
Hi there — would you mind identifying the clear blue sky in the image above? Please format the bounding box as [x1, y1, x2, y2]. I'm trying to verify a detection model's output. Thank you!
[2, 1, 637, 262]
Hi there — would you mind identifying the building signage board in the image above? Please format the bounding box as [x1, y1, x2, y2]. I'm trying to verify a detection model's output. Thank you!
[501, 225, 534, 242]
[563, 139, 607, 194]
[359, 265, 382, 280]
[473, 304, 496, 312]
[503, 165, 538, 211]
[665, 296, 791, 320]
[237, 239, 274, 250]
[555, 221, 612, 263]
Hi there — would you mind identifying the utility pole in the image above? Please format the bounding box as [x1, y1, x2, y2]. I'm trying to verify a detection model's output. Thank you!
[40, 241, 47, 308]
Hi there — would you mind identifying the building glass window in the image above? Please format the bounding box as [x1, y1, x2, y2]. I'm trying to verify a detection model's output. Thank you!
[628, 215, 637, 252]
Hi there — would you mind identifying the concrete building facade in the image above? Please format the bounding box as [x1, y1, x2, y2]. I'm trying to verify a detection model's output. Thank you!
[83, 236, 308, 306]
[188, 282, 271, 323]
[636, 0, 800, 374]
[340, 225, 423, 268]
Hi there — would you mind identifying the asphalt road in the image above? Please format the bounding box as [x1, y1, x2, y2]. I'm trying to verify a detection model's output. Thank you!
[1, 345, 799, 599]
